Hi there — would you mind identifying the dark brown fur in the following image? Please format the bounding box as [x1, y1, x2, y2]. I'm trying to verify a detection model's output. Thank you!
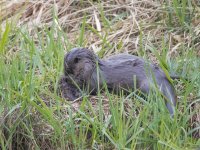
[57, 48, 177, 116]
[57, 75, 82, 100]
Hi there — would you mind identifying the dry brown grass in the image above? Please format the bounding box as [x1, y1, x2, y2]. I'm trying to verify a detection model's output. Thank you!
[1, 0, 199, 56]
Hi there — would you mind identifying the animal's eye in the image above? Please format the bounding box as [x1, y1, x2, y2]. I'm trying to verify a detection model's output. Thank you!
[74, 57, 80, 63]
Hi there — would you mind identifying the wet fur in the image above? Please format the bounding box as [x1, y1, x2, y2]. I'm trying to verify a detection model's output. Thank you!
[57, 48, 177, 116]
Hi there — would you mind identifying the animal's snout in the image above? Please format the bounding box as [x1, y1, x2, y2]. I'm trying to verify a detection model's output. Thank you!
[64, 62, 73, 75]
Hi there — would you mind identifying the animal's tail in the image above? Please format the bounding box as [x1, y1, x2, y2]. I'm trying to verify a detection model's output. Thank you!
[161, 80, 177, 117]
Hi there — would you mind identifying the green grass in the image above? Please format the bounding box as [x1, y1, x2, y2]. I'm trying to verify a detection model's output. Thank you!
[164, 0, 194, 27]
[0, 2, 200, 150]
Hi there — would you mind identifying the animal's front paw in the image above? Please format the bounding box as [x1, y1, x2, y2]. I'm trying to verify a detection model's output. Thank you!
[57, 75, 82, 101]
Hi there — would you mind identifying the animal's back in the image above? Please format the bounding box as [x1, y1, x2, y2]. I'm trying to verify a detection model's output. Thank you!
[104, 53, 141, 65]
[100, 53, 177, 116]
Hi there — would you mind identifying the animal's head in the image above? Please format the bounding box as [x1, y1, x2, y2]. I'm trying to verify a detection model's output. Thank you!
[64, 48, 99, 78]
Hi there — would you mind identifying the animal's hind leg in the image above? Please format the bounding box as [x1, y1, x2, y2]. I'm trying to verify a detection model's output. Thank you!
[139, 80, 150, 94]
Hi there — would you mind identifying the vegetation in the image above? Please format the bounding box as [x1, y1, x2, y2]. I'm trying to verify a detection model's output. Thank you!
[0, 0, 200, 149]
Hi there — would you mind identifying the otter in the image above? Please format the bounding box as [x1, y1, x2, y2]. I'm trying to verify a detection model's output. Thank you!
[57, 47, 177, 116]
